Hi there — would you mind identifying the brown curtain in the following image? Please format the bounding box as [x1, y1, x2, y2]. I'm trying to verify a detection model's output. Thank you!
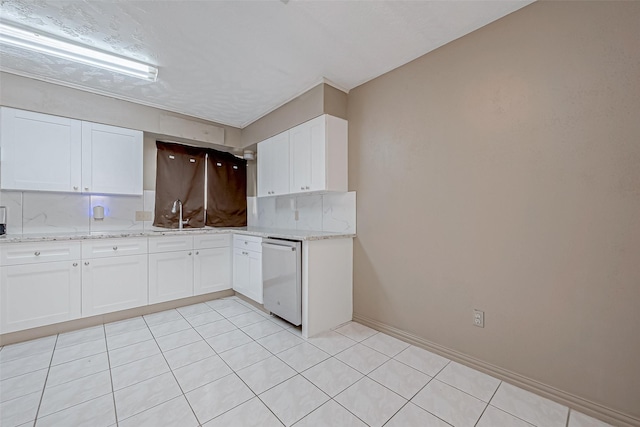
[206, 149, 247, 227]
[153, 141, 205, 228]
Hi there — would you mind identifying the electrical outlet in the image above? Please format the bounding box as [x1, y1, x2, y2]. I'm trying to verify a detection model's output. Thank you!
[473, 309, 485, 328]
[135, 211, 152, 221]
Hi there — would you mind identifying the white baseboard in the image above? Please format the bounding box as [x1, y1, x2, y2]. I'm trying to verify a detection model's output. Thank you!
[353, 313, 639, 427]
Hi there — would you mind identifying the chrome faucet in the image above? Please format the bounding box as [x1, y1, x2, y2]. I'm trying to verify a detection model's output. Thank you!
[171, 199, 185, 229]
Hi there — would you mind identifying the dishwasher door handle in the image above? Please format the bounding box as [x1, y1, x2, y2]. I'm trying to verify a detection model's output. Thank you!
[262, 242, 296, 251]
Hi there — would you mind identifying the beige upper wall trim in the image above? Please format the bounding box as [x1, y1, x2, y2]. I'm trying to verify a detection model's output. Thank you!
[324, 84, 348, 121]
[240, 83, 348, 148]
[0, 72, 241, 148]
[241, 83, 324, 148]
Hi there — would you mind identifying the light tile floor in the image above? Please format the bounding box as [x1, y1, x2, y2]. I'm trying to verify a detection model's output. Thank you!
[0, 296, 615, 427]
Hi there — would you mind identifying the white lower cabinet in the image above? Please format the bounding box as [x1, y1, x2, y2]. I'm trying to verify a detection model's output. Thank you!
[232, 235, 263, 304]
[149, 250, 194, 304]
[193, 234, 231, 295]
[194, 248, 231, 295]
[82, 254, 148, 316]
[0, 233, 236, 334]
[81, 238, 148, 316]
[0, 260, 81, 334]
[148, 234, 232, 303]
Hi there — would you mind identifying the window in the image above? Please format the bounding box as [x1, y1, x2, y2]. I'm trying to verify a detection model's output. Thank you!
[153, 141, 247, 228]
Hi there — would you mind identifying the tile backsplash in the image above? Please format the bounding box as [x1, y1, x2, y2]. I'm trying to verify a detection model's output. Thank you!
[249, 191, 356, 234]
[0, 190, 151, 235]
[0, 190, 356, 235]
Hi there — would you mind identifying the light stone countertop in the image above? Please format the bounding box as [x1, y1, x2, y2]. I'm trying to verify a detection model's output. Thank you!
[0, 226, 355, 244]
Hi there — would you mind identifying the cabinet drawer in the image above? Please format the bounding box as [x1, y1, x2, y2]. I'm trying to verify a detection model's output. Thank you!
[82, 238, 148, 259]
[0, 241, 81, 266]
[194, 233, 231, 250]
[148, 235, 193, 253]
[233, 235, 262, 253]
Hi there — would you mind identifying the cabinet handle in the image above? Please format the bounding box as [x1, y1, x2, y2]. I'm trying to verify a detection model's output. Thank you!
[84, 262, 90, 266]
[84, 187, 89, 191]
[196, 251, 199, 255]
[244, 241, 248, 245]
[306, 186, 310, 190]
[73, 263, 78, 267]
[73, 186, 78, 191]
[34, 251, 40, 256]
[188, 252, 192, 256]
[113, 246, 118, 251]
[301, 186, 304, 190]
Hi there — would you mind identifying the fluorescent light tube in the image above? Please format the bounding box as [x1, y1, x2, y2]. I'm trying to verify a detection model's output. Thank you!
[0, 22, 158, 82]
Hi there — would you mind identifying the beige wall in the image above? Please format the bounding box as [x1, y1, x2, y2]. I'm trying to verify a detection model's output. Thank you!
[241, 83, 348, 147]
[348, 1, 640, 421]
[0, 72, 243, 148]
[0, 72, 243, 191]
[324, 84, 348, 120]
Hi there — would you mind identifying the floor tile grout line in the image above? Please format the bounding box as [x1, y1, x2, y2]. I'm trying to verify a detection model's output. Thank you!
[41, 358, 111, 389]
[380, 400, 410, 427]
[472, 389, 499, 427]
[485, 384, 549, 427]
[328, 396, 373, 427]
[390, 353, 448, 381]
[331, 373, 404, 427]
[175, 301, 308, 426]
[31, 333, 59, 424]
[173, 303, 255, 425]
[426, 376, 497, 406]
[102, 323, 120, 427]
[339, 370, 410, 420]
[0, 343, 59, 366]
[364, 364, 428, 402]
[140, 311, 204, 426]
[3, 304, 570, 427]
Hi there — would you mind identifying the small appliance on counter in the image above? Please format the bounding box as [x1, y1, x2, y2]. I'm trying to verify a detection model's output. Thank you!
[0, 206, 6, 235]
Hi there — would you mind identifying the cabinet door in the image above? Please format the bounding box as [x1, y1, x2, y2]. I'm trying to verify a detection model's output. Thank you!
[290, 115, 326, 194]
[81, 122, 143, 195]
[257, 132, 290, 197]
[248, 250, 263, 304]
[149, 251, 194, 304]
[82, 254, 148, 317]
[233, 248, 251, 297]
[194, 247, 231, 295]
[0, 107, 82, 192]
[270, 132, 290, 196]
[233, 248, 262, 304]
[0, 261, 81, 333]
[257, 138, 270, 197]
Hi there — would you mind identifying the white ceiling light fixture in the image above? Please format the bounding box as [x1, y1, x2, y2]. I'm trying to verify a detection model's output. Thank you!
[0, 21, 158, 82]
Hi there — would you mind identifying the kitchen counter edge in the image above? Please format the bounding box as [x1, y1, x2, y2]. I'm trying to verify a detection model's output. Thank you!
[0, 227, 355, 244]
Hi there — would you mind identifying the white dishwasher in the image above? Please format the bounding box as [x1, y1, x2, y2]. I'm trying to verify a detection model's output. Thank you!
[261, 238, 302, 326]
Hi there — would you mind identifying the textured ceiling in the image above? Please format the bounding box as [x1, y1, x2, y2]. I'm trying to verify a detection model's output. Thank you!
[0, 0, 533, 128]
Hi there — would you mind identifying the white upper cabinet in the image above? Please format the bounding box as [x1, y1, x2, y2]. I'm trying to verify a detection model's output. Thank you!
[81, 122, 143, 195]
[0, 107, 82, 192]
[257, 131, 290, 197]
[289, 115, 347, 194]
[257, 114, 347, 197]
[0, 107, 143, 195]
